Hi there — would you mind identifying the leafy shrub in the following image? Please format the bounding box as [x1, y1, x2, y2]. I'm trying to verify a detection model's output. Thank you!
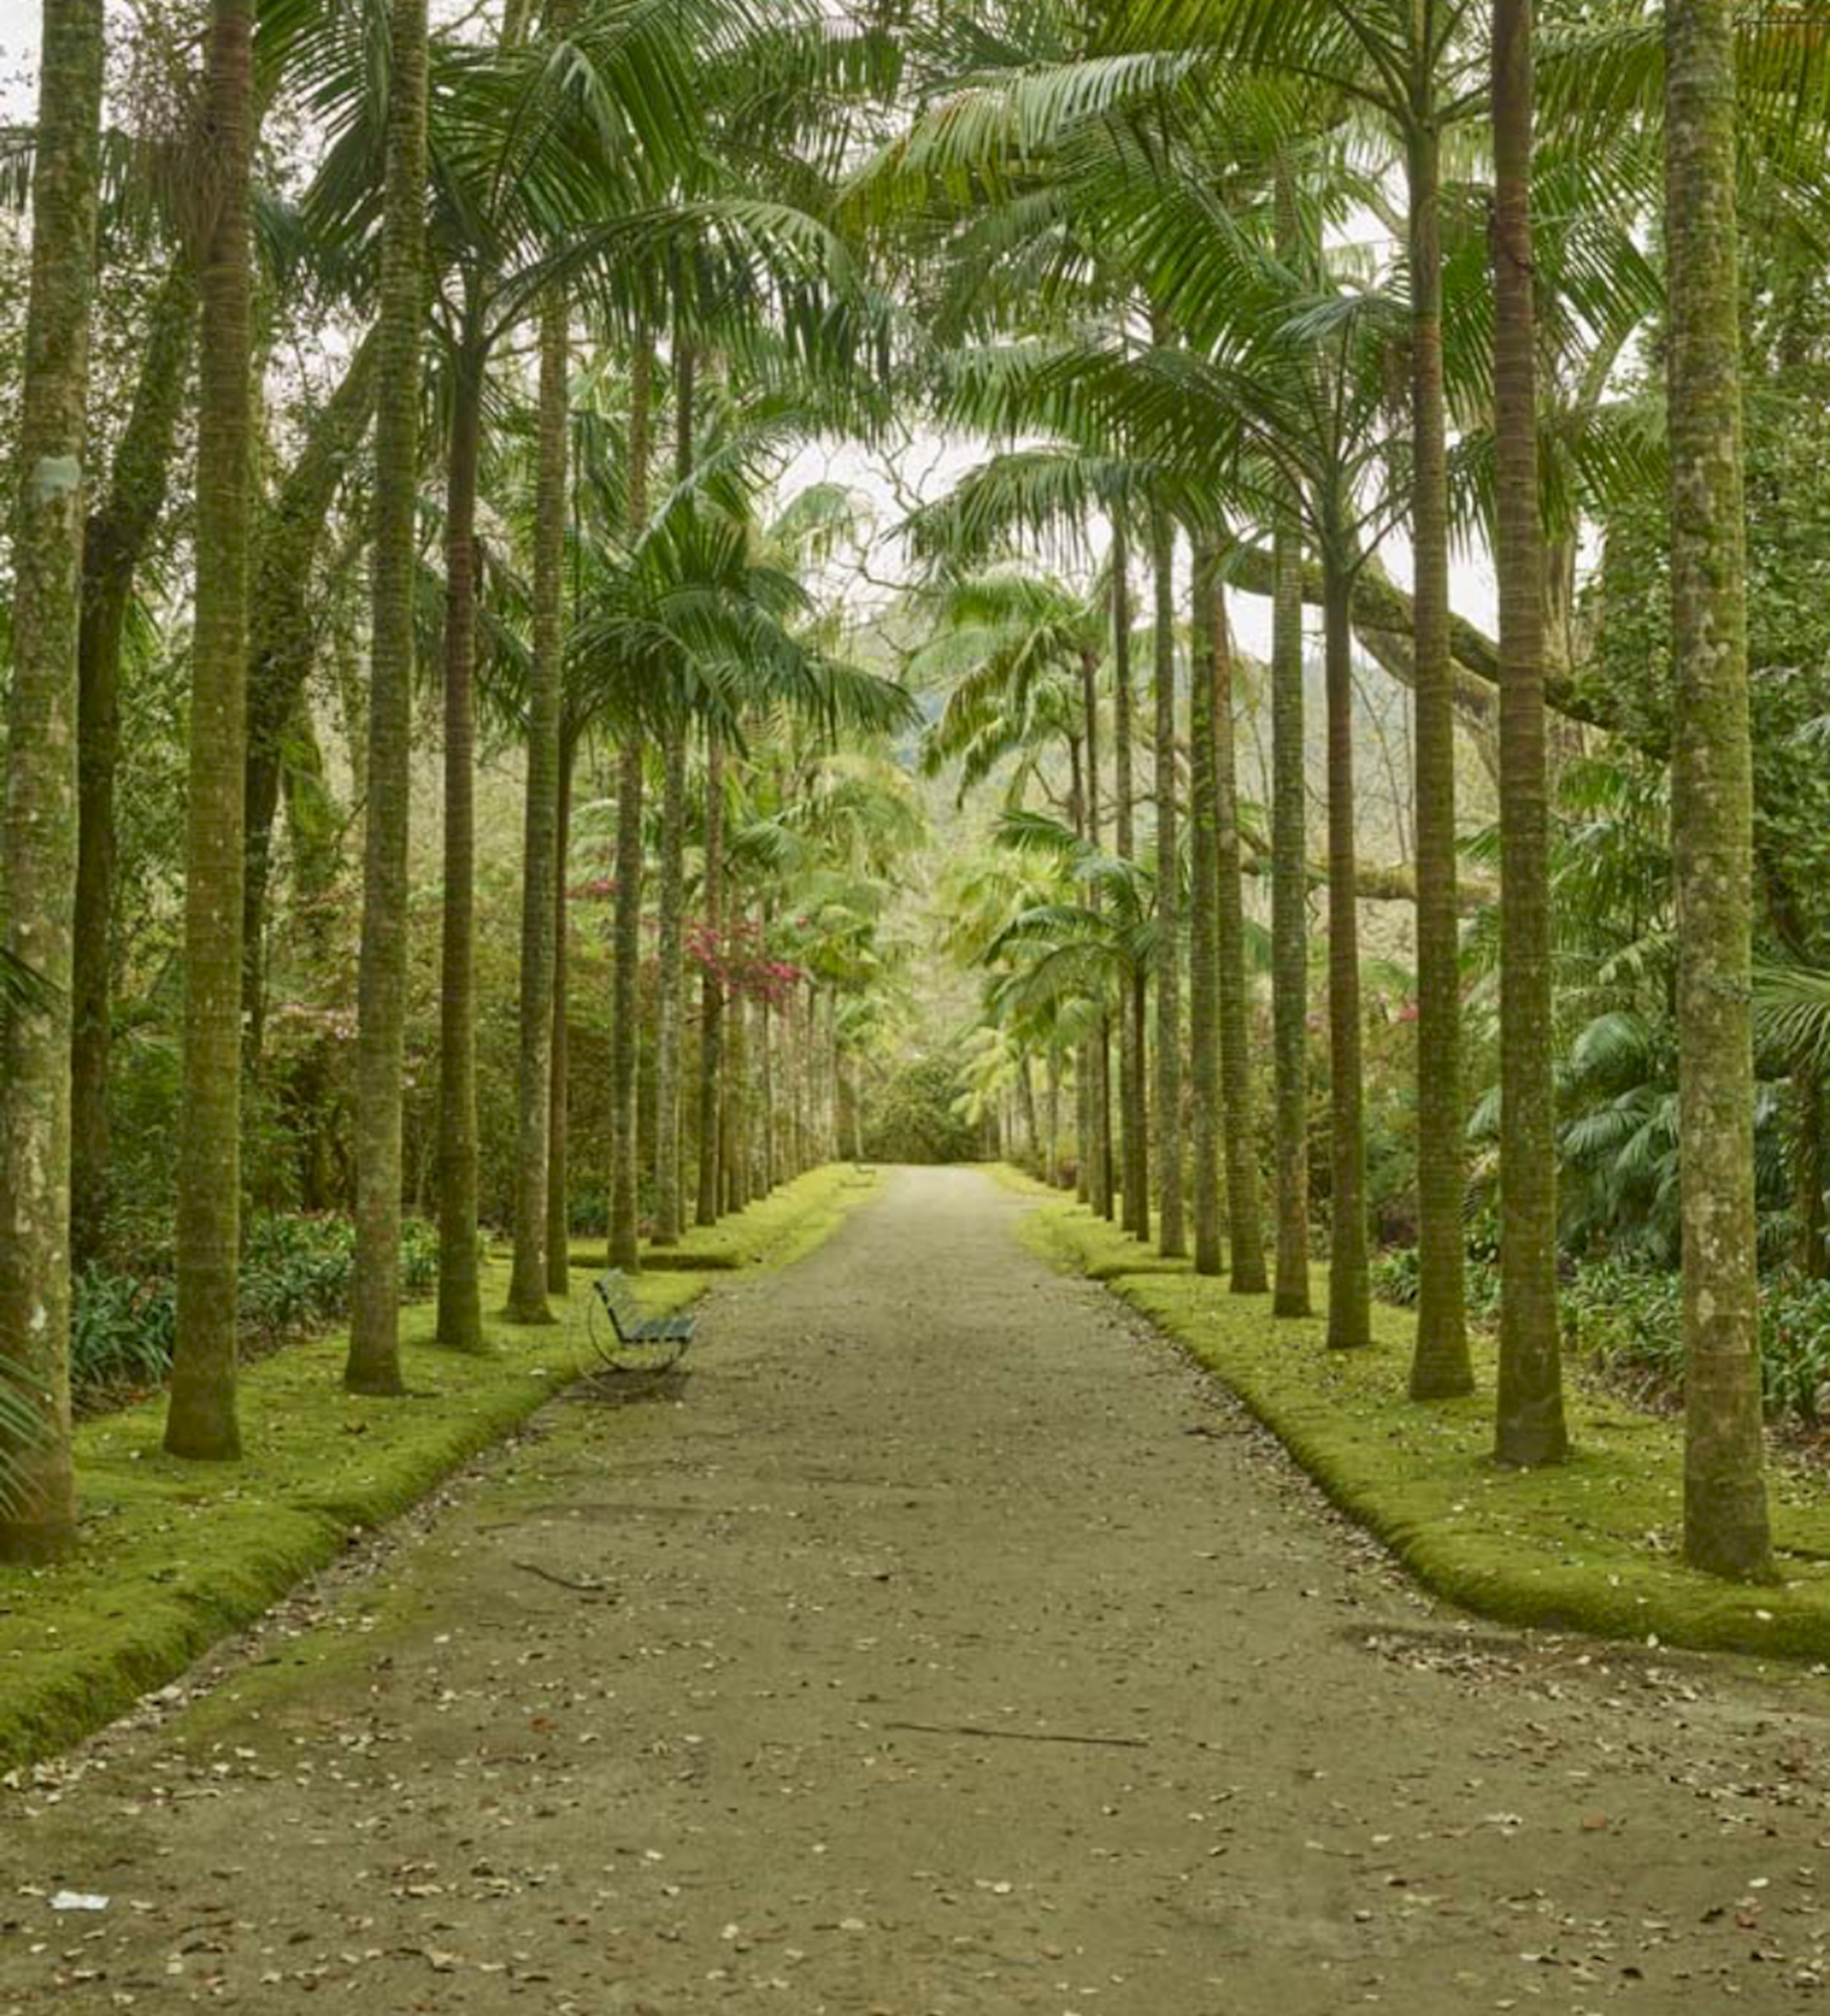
[71, 1213, 445, 1410]
[1563, 1258, 1830, 1426]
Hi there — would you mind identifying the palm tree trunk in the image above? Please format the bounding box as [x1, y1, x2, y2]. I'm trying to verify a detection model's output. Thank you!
[1665, 0, 1773, 1580]
[696, 726, 725, 1226]
[1323, 542, 1372, 1351]
[1406, 112, 1473, 1397]
[1271, 161, 1313, 1319]
[1213, 587, 1267, 1293]
[71, 260, 195, 1272]
[1046, 1052, 1062, 1189]
[168, 0, 256, 1456]
[546, 726, 576, 1293]
[1079, 649, 1113, 1221]
[1491, 0, 1568, 1457]
[650, 339, 696, 1247]
[607, 736, 645, 1268]
[432, 330, 486, 1354]
[1150, 508, 1186, 1255]
[1112, 525, 1149, 1242]
[726, 965, 752, 1210]
[346, 0, 429, 1393]
[1188, 538, 1225, 1277]
[0, 0, 105, 1553]
[506, 288, 567, 1323]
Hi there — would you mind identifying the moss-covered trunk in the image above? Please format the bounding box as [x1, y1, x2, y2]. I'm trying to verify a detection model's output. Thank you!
[432, 331, 486, 1354]
[506, 290, 568, 1323]
[1079, 648, 1113, 1221]
[1405, 112, 1472, 1399]
[346, 0, 430, 1394]
[1491, 0, 1568, 1458]
[695, 727, 725, 1227]
[1664, 0, 1773, 1580]
[1111, 527, 1149, 1243]
[0, 0, 106, 1555]
[167, 0, 256, 1459]
[1213, 587, 1266, 1293]
[1187, 539, 1224, 1278]
[546, 729, 576, 1293]
[1150, 509, 1186, 1256]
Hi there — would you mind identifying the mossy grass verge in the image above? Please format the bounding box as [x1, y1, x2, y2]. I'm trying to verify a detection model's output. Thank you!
[1000, 1167, 1830, 1664]
[0, 1166, 878, 1773]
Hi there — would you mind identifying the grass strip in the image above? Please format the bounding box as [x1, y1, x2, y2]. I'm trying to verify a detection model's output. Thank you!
[1002, 1168, 1830, 1663]
[0, 1166, 878, 1772]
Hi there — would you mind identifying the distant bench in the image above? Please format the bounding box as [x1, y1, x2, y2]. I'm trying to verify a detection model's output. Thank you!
[586, 1269, 696, 1374]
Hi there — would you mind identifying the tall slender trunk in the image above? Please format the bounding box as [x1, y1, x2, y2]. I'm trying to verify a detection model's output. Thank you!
[1271, 167, 1312, 1320]
[1323, 544, 1372, 1351]
[1406, 112, 1473, 1397]
[1150, 508, 1186, 1255]
[1665, 0, 1773, 1580]
[1112, 526, 1149, 1242]
[607, 737, 645, 1268]
[695, 726, 725, 1225]
[607, 336, 653, 1271]
[546, 727, 576, 1293]
[0, 0, 105, 1553]
[1271, 493, 1312, 1314]
[71, 260, 195, 1271]
[1188, 538, 1225, 1276]
[506, 290, 567, 1322]
[432, 332, 486, 1353]
[725, 962, 751, 1211]
[1213, 588, 1266, 1293]
[1079, 649, 1113, 1220]
[1046, 1052, 1062, 1189]
[346, 0, 430, 1392]
[760, 983, 776, 1192]
[1491, 0, 1567, 1456]
[651, 338, 695, 1247]
[167, 0, 256, 1458]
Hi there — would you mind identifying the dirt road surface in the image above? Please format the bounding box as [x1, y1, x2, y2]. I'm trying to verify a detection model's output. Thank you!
[5, 1167, 1830, 2014]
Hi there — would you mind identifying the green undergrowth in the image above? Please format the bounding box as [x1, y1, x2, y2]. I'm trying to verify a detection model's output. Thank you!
[0, 1166, 877, 1773]
[1003, 1168, 1830, 1664]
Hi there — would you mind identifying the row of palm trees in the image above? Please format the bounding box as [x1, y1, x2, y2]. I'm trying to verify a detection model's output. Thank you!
[885, 0, 1809, 1581]
[0, 0, 915, 1556]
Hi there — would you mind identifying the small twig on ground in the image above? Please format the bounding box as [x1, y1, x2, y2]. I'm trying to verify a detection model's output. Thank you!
[513, 1562, 618, 1598]
[879, 1720, 1149, 1750]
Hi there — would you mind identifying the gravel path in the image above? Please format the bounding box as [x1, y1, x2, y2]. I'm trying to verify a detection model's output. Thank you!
[6, 1165, 1830, 2013]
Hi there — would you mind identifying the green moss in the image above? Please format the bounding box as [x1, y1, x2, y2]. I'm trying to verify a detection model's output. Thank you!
[1014, 1178, 1830, 1663]
[0, 1166, 875, 1772]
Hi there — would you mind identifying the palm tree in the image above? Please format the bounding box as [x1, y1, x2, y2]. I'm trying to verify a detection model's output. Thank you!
[1490, 0, 1566, 1462]
[166, 0, 257, 1461]
[345, 0, 432, 1396]
[1664, 0, 1772, 1580]
[0, 0, 106, 1554]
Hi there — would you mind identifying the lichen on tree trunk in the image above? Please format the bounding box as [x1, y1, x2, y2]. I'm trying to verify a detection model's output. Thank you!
[1664, 0, 1774, 1581]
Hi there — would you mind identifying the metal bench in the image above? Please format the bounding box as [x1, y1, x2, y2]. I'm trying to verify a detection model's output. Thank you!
[586, 1270, 695, 1374]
